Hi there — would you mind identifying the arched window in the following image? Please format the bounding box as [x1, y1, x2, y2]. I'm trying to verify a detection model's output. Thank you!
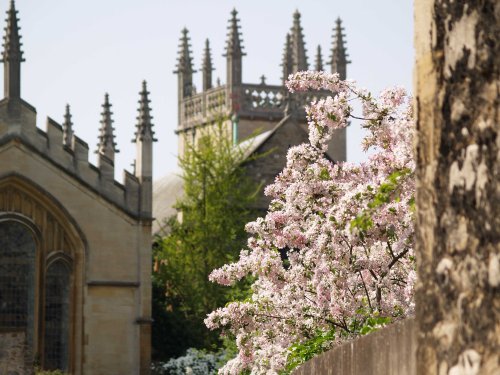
[0, 221, 36, 351]
[0, 179, 83, 373]
[43, 260, 71, 371]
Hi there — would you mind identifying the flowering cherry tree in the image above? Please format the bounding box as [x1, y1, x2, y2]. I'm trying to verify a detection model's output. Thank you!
[205, 72, 416, 374]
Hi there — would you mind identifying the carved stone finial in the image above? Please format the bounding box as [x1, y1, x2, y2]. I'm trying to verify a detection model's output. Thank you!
[224, 8, 245, 58]
[329, 17, 350, 79]
[202, 39, 214, 91]
[62, 104, 74, 147]
[315, 45, 324, 71]
[224, 9, 246, 87]
[175, 28, 195, 75]
[96, 93, 118, 162]
[133, 81, 156, 143]
[133, 81, 154, 216]
[281, 33, 293, 83]
[260, 75, 266, 85]
[2, 0, 24, 99]
[174, 28, 195, 99]
[290, 10, 308, 72]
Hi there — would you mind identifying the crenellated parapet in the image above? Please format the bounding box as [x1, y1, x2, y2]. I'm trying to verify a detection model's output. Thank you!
[0, 1, 155, 220]
[175, 9, 350, 151]
[0, 100, 150, 219]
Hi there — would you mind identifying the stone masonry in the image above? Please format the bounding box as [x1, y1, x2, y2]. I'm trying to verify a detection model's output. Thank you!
[0, 1, 155, 373]
[414, 0, 499, 374]
[174, 10, 349, 163]
[0, 331, 30, 375]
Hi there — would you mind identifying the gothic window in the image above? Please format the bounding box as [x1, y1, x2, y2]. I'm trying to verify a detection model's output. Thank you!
[0, 218, 73, 372]
[0, 221, 36, 349]
[43, 260, 70, 371]
[0, 180, 80, 373]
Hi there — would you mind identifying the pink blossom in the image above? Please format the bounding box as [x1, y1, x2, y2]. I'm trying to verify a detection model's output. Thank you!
[206, 72, 415, 373]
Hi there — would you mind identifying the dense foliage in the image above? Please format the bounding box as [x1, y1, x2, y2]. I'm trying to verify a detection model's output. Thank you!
[205, 72, 416, 374]
[152, 274, 207, 360]
[154, 124, 261, 357]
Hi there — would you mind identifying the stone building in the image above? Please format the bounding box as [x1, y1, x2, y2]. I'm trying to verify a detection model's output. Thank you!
[153, 10, 350, 231]
[0, 2, 154, 374]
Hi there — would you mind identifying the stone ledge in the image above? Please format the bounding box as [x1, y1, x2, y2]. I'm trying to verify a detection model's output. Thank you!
[293, 318, 416, 375]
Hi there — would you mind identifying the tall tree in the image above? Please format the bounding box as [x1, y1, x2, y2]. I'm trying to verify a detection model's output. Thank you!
[153, 123, 261, 358]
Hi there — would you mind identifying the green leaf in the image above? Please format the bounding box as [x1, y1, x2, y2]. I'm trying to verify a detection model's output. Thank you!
[319, 168, 330, 181]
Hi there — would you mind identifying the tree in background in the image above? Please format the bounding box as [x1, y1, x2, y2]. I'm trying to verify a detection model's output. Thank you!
[206, 72, 416, 374]
[153, 123, 261, 360]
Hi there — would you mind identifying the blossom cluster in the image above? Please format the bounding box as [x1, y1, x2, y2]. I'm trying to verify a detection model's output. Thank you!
[205, 72, 415, 374]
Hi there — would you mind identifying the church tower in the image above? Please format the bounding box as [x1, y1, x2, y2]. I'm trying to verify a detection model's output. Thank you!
[174, 10, 350, 163]
[152, 10, 352, 223]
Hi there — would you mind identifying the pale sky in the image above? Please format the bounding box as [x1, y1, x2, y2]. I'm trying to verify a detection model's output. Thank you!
[15, 0, 413, 180]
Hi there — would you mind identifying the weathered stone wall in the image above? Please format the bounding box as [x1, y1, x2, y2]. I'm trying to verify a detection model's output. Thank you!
[293, 319, 416, 375]
[414, 0, 499, 374]
[0, 331, 31, 375]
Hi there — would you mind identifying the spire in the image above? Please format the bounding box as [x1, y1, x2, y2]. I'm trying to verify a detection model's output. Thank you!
[134, 81, 155, 218]
[62, 104, 74, 148]
[290, 10, 308, 72]
[202, 39, 213, 91]
[2, 0, 24, 99]
[281, 33, 293, 83]
[175, 28, 195, 74]
[224, 9, 245, 88]
[329, 17, 350, 80]
[315, 45, 324, 71]
[174, 28, 195, 98]
[224, 9, 245, 58]
[133, 81, 156, 143]
[97, 93, 118, 162]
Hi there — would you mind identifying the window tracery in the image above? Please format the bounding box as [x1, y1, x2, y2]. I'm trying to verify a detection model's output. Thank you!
[0, 178, 82, 373]
[0, 221, 36, 350]
[43, 260, 70, 371]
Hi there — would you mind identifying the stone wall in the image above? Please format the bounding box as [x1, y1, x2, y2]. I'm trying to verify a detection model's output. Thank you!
[414, 0, 499, 373]
[0, 141, 152, 374]
[0, 331, 31, 375]
[293, 319, 416, 375]
[0, 101, 142, 218]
